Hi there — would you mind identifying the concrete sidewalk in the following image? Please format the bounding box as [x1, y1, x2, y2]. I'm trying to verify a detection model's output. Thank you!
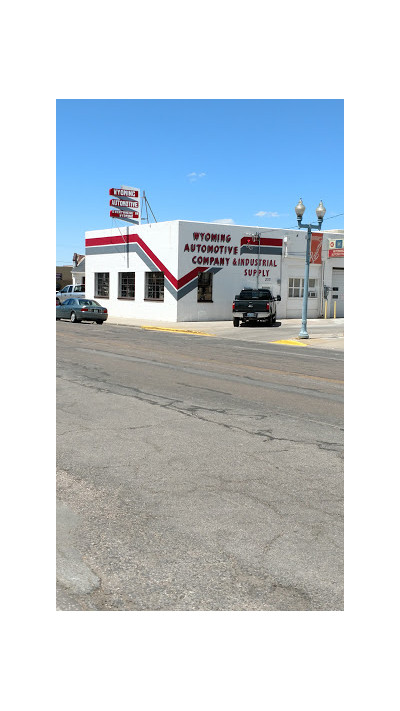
[106, 315, 344, 351]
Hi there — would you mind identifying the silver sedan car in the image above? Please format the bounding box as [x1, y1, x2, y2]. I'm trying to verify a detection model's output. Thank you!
[56, 298, 108, 324]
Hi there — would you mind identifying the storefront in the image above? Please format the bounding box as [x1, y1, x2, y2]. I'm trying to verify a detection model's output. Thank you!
[84, 220, 344, 321]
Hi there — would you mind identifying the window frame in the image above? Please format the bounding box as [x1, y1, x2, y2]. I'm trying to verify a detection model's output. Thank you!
[307, 278, 317, 298]
[288, 277, 318, 298]
[144, 271, 164, 301]
[94, 272, 110, 298]
[197, 271, 213, 303]
[118, 271, 135, 300]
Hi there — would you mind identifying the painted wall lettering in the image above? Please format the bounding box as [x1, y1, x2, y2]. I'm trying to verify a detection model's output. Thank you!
[193, 232, 231, 243]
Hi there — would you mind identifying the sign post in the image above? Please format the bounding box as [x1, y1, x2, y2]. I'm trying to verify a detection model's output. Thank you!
[109, 186, 141, 268]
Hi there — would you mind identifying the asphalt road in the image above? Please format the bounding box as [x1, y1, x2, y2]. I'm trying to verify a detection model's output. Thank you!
[56, 320, 344, 611]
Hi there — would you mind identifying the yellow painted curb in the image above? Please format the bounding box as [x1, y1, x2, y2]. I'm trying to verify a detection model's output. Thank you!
[141, 326, 215, 337]
[271, 339, 309, 347]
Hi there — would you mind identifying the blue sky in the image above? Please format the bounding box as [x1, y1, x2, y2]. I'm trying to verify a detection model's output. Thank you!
[56, 99, 343, 263]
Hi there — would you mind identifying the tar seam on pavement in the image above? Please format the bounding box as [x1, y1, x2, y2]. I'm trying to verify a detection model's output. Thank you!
[141, 326, 215, 337]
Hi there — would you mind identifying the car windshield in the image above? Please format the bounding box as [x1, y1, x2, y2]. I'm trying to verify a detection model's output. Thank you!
[78, 299, 101, 307]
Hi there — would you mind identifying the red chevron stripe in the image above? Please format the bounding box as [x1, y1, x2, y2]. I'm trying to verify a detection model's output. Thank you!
[86, 235, 129, 247]
[135, 235, 178, 288]
[85, 234, 207, 291]
[177, 266, 207, 289]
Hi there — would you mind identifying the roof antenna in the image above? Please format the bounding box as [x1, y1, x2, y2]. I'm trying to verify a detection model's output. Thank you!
[141, 190, 157, 223]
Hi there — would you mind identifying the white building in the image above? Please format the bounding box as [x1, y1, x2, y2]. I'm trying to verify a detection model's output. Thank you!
[81, 220, 344, 321]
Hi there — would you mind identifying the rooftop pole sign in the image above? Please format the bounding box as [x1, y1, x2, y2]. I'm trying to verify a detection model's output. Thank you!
[109, 186, 141, 224]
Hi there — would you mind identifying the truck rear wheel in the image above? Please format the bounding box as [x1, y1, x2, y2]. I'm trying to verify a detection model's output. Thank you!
[233, 317, 240, 327]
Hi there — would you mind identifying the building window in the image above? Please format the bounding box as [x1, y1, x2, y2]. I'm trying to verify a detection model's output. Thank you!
[288, 277, 301, 298]
[307, 279, 317, 298]
[197, 271, 213, 302]
[145, 272, 164, 300]
[288, 278, 317, 298]
[119, 272, 135, 299]
[95, 272, 109, 298]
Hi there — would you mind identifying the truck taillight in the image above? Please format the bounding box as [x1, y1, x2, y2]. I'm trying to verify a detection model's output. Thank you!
[266, 304, 269, 312]
[232, 302, 235, 311]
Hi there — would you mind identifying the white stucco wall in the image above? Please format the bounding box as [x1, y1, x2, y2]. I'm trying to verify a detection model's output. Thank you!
[280, 230, 321, 319]
[84, 221, 180, 320]
[176, 221, 285, 321]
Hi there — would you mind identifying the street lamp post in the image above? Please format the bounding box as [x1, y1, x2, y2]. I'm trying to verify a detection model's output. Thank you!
[295, 198, 326, 339]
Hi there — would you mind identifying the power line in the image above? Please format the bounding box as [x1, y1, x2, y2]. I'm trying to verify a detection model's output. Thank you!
[251, 213, 344, 233]
[284, 213, 344, 230]
[324, 212, 344, 221]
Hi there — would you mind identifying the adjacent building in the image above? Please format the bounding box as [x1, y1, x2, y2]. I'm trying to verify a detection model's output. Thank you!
[56, 265, 73, 291]
[71, 254, 85, 288]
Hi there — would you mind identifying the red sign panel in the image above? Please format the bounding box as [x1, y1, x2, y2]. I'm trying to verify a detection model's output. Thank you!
[328, 248, 344, 258]
[109, 188, 139, 198]
[310, 232, 323, 264]
[110, 210, 139, 220]
[240, 236, 283, 247]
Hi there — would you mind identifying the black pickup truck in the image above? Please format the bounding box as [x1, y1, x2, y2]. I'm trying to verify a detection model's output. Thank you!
[232, 288, 281, 327]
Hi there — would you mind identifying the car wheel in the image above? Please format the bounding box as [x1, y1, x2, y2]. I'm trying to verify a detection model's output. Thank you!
[233, 317, 240, 327]
[96, 320, 103, 325]
[70, 311, 77, 323]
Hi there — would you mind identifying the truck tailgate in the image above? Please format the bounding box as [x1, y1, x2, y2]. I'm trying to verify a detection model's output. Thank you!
[234, 300, 268, 312]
